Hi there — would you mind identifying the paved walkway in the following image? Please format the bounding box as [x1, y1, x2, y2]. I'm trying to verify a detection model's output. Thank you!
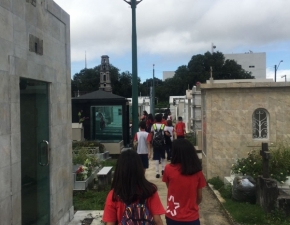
[69, 159, 232, 225]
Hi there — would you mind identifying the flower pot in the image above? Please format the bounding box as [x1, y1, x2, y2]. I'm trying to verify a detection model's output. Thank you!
[73, 166, 100, 190]
[96, 151, 111, 161]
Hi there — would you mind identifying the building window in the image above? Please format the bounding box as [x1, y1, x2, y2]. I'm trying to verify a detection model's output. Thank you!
[103, 75, 106, 81]
[29, 34, 43, 55]
[252, 108, 269, 139]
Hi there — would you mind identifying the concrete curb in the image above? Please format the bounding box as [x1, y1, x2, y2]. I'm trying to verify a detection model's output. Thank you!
[207, 184, 241, 225]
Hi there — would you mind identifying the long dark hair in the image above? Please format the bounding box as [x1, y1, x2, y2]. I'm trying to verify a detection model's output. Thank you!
[111, 150, 157, 204]
[171, 139, 202, 175]
[147, 113, 154, 122]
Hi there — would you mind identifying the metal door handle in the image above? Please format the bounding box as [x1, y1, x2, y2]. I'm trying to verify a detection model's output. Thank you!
[39, 140, 50, 166]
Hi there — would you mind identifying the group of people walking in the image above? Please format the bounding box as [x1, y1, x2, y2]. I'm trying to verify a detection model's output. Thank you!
[102, 112, 206, 225]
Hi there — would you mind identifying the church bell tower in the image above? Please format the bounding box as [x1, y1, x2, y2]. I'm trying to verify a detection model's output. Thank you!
[99, 55, 112, 92]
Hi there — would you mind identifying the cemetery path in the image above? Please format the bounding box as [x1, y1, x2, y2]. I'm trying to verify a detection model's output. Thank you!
[69, 158, 233, 225]
[146, 159, 233, 225]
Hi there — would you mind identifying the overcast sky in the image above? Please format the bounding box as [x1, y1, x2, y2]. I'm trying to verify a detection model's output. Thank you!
[54, 0, 290, 82]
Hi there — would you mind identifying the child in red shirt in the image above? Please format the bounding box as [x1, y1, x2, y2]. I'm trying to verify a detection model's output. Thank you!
[162, 139, 206, 225]
[103, 150, 165, 225]
[175, 116, 186, 139]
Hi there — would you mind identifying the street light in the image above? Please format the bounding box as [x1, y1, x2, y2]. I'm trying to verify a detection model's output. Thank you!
[211, 43, 216, 54]
[281, 75, 287, 83]
[123, 0, 143, 136]
[274, 60, 283, 82]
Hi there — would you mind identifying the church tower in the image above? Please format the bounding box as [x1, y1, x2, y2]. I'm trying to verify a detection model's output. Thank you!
[99, 55, 112, 92]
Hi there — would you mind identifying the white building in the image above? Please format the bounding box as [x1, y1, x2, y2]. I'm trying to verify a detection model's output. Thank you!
[163, 71, 175, 81]
[224, 52, 266, 79]
[163, 52, 266, 80]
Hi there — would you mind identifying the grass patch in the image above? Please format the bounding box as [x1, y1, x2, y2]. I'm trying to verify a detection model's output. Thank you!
[100, 158, 117, 170]
[73, 186, 111, 210]
[73, 159, 117, 211]
[207, 177, 290, 225]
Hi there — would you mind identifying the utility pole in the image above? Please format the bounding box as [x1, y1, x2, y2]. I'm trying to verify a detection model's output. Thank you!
[85, 51, 87, 69]
[274, 65, 277, 82]
[274, 60, 283, 82]
[123, 0, 143, 136]
[152, 64, 155, 115]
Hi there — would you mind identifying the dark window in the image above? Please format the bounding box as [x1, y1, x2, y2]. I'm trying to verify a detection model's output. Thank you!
[29, 34, 43, 55]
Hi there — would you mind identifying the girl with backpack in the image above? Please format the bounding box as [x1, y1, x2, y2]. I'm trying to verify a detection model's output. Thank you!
[102, 150, 165, 225]
[162, 139, 206, 225]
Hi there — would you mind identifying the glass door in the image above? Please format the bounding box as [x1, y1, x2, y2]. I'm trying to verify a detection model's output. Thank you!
[20, 78, 50, 225]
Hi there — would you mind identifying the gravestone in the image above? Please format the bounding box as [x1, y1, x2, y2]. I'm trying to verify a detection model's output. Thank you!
[256, 143, 279, 213]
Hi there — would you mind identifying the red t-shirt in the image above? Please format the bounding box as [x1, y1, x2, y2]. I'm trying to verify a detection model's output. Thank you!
[175, 122, 185, 136]
[162, 164, 206, 222]
[102, 189, 165, 223]
[161, 119, 167, 126]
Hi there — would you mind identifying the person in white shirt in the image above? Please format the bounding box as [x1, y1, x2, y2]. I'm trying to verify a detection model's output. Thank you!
[133, 121, 151, 173]
[164, 120, 174, 161]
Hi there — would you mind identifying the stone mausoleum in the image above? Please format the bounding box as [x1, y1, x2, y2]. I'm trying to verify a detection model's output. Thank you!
[72, 55, 130, 155]
[201, 82, 290, 180]
[0, 1, 72, 224]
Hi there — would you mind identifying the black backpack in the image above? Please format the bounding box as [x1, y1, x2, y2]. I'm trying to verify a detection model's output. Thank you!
[152, 124, 165, 147]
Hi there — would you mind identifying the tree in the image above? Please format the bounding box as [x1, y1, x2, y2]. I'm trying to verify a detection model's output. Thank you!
[114, 71, 133, 97]
[145, 51, 254, 103]
[71, 64, 122, 96]
[187, 51, 254, 82]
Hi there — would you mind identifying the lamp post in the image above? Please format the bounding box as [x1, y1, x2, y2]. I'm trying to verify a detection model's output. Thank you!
[123, 0, 143, 136]
[281, 75, 287, 82]
[211, 43, 216, 54]
[274, 60, 283, 82]
[152, 64, 155, 116]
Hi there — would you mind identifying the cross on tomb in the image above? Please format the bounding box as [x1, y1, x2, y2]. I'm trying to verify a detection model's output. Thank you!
[260, 142, 271, 178]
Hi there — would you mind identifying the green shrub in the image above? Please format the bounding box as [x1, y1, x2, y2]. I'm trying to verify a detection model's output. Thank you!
[185, 132, 196, 146]
[100, 159, 118, 171]
[207, 176, 224, 190]
[231, 150, 263, 178]
[269, 144, 290, 183]
[231, 144, 290, 183]
[219, 184, 232, 199]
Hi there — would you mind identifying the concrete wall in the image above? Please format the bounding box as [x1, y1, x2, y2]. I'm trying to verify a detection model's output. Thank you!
[201, 82, 290, 180]
[0, 0, 72, 224]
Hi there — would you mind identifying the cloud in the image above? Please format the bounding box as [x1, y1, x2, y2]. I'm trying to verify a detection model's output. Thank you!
[54, 0, 290, 81]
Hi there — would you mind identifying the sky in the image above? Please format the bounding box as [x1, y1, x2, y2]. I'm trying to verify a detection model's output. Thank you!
[54, 0, 290, 82]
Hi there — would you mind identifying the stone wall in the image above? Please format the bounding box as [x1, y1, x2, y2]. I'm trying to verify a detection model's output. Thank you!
[0, 0, 72, 224]
[201, 82, 290, 180]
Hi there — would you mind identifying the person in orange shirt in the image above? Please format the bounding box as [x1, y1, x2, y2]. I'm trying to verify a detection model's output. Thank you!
[175, 116, 186, 139]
